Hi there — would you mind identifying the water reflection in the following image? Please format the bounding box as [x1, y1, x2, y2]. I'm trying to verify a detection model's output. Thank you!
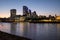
[0, 22, 60, 40]
[0, 22, 10, 33]
[57, 24, 60, 40]
[10, 22, 17, 35]
[48, 23, 57, 40]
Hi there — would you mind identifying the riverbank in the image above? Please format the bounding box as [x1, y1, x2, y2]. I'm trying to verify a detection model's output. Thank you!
[29, 21, 60, 23]
[0, 31, 31, 40]
[0, 21, 60, 23]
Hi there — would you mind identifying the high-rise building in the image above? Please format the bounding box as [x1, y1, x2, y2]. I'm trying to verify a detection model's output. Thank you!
[23, 6, 28, 16]
[28, 9, 31, 15]
[10, 9, 16, 18]
[32, 11, 38, 18]
[26, 9, 31, 17]
[33, 11, 36, 15]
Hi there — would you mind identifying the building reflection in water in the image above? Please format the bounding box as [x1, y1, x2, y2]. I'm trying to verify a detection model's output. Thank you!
[48, 23, 57, 40]
[18, 22, 30, 37]
[0, 22, 60, 40]
[23, 22, 29, 36]
[16, 22, 37, 39]
[57, 23, 60, 40]
[36, 23, 49, 40]
[17, 22, 26, 36]
[0, 23, 11, 33]
[10, 22, 17, 35]
[24, 23, 37, 39]
[16, 22, 58, 40]
[28, 23, 37, 40]
[9, 22, 60, 40]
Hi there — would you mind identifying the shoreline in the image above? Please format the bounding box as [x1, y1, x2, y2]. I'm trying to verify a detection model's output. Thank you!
[0, 31, 31, 40]
[29, 21, 60, 23]
[0, 21, 60, 23]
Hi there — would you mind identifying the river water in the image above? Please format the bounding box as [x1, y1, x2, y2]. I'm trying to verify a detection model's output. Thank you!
[0, 22, 60, 40]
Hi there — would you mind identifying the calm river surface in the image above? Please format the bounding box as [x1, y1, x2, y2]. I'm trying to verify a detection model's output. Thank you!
[0, 22, 60, 40]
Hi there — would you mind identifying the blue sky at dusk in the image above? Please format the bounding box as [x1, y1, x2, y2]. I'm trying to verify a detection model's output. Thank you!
[0, 0, 60, 18]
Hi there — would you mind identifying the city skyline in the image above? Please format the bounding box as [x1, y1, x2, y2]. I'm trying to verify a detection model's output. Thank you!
[0, 0, 60, 18]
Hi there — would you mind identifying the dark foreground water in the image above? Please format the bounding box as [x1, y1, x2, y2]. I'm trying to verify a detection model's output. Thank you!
[0, 22, 60, 40]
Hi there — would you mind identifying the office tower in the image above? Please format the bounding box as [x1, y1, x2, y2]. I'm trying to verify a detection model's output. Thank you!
[32, 11, 38, 18]
[28, 9, 31, 15]
[26, 9, 31, 17]
[23, 6, 28, 16]
[32, 11, 37, 16]
[10, 9, 16, 18]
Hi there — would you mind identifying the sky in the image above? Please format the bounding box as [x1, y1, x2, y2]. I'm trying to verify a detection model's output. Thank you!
[0, 0, 60, 18]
